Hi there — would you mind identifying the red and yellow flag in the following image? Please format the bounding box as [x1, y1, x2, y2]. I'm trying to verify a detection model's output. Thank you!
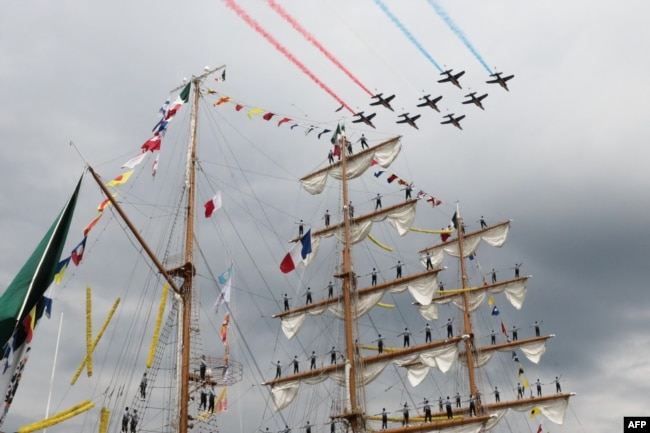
[106, 170, 134, 187]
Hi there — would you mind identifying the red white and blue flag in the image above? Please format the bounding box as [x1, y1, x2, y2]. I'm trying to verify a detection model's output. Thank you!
[280, 230, 312, 273]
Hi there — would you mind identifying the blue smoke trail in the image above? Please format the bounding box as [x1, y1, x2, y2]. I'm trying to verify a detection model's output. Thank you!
[427, 0, 493, 74]
[374, 0, 443, 72]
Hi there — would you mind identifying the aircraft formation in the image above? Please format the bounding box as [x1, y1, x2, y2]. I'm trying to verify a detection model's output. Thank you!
[350, 68, 514, 132]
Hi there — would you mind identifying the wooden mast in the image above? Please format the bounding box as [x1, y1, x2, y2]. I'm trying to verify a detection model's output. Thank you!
[176, 76, 199, 433]
[338, 132, 362, 431]
[177, 65, 224, 433]
[454, 207, 479, 407]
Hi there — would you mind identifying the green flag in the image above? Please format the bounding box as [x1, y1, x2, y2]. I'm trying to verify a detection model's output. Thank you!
[179, 81, 192, 104]
[0, 176, 82, 348]
[330, 124, 341, 144]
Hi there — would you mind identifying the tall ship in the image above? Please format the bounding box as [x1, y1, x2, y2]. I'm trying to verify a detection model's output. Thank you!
[263, 130, 576, 433]
[0, 66, 575, 433]
[0, 66, 244, 433]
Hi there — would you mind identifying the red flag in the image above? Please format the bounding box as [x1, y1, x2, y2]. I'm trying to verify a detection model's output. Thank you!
[440, 231, 451, 242]
[333, 144, 341, 158]
[204, 192, 222, 218]
[277, 117, 291, 126]
[141, 134, 162, 152]
[262, 112, 274, 121]
[214, 96, 231, 106]
[387, 174, 398, 183]
[501, 321, 508, 338]
[370, 159, 379, 166]
[536, 424, 542, 433]
[426, 196, 442, 207]
[83, 214, 102, 237]
[235, 104, 243, 111]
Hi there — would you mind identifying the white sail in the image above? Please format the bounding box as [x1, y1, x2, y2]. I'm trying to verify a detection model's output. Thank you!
[301, 137, 401, 195]
[279, 273, 438, 339]
[416, 277, 529, 320]
[424, 221, 512, 268]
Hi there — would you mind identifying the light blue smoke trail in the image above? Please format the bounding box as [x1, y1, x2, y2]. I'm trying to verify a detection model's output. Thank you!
[374, 0, 443, 72]
[427, 0, 493, 74]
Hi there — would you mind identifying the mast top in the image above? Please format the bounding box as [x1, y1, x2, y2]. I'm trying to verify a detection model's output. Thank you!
[169, 64, 226, 92]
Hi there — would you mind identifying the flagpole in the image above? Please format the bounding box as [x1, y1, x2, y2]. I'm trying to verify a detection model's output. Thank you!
[43, 312, 64, 433]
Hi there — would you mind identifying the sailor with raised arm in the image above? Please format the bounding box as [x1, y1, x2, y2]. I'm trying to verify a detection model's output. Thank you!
[358, 133, 368, 149]
[374, 193, 383, 210]
[328, 346, 338, 364]
[552, 376, 562, 393]
[397, 328, 412, 347]
[443, 318, 454, 338]
[421, 323, 432, 343]
[372, 334, 386, 354]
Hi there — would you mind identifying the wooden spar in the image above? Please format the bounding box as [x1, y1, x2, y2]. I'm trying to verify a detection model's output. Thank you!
[263, 336, 464, 387]
[87, 165, 181, 294]
[417, 220, 511, 255]
[287, 199, 418, 243]
[299, 136, 401, 183]
[455, 208, 479, 407]
[273, 269, 441, 318]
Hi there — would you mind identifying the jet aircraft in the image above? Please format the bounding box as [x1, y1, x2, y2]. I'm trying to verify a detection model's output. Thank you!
[486, 71, 514, 91]
[352, 111, 377, 128]
[461, 92, 488, 110]
[437, 69, 466, 89]
[396, 113, 421, 130]
[440, 113, 466, 130]
[369, 93, 396, 111]
[416, 95, 443, 112]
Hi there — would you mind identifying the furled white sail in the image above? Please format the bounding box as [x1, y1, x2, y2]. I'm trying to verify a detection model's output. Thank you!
[268, 340, 459, 410]
[301, 137, 401, 195]
[462, 338, 550, 367]
[416, 277, 529, 320]
[508, 395, 571, 425]
[424, 221, 511, 268]
[279, 273, 438, 339]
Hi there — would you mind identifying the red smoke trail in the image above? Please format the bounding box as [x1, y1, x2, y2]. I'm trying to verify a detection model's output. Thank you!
[222, 0, 355, 114]
[267, 0, 374, 97]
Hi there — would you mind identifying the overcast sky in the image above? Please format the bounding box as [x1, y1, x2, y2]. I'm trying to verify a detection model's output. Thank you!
[2, 1, 650, 433]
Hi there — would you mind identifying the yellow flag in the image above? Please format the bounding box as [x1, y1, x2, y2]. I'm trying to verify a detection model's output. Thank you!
[522, 377, 530, 389]
[106, 170, 133, 187]
[246, 107, 264, 119]
[488, 296, 495, 306]
[530, 406, 540, 418]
